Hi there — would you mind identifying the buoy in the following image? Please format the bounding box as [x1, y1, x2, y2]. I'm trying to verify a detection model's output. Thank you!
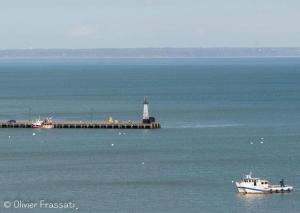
[250, 142, 253, 145]
[261, 137, 264, 140]
[32, 133, 36, 136]
[231, 180, 234, 183]
[118, 132, 122, 135]
[142, 162, 145, 165]
[260, 141, 264, 144]
[111, 143, 114, 147]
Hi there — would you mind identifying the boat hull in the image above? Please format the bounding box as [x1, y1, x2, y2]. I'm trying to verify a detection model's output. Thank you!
[236, 183, 293, 194]
[237, 185, 269, 194]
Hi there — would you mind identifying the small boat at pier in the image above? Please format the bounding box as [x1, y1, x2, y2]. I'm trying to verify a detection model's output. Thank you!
[41, 117, 54, 129]
[32, 118, 43, 128]
[32, 117, 54, 129]
[236, 173, 293, 194]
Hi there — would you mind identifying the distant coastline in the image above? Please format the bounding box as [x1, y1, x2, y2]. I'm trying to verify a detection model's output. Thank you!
[1, 48, 300, 59]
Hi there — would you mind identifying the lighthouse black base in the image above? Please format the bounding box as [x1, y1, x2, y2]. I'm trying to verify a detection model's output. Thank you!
[143, 117, 155, 124]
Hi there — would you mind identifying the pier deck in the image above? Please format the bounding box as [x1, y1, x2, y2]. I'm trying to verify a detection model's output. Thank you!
[0, 120, 161, 129]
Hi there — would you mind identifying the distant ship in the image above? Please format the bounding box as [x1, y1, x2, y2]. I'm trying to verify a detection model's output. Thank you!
[236, 173, 293, 194]
[32, 117, 54, 129]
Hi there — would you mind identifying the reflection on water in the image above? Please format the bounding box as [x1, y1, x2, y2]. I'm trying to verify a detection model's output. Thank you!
[237, 192, 294, 208]
[237, 193, 267, 206]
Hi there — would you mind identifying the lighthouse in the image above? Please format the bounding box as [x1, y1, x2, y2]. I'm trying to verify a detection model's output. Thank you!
[143, 98, 155, 124]
[143, 98, 149, 121]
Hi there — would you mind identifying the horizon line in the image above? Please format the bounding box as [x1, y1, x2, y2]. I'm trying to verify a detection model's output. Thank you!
[1, 47, 300, 50]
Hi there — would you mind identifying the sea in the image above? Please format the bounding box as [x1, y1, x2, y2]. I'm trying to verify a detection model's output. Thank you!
[0, 57, 300, 213]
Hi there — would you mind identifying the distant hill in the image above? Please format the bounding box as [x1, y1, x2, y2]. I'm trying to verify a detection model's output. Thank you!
[1, 48, 300, 58]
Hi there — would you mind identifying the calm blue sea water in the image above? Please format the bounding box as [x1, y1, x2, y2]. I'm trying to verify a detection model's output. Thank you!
[0, 58, 300, 212]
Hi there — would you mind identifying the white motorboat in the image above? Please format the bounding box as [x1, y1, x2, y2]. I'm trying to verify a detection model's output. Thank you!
[41, 117, 54, 129]
[32, 117, 54, 129]
[236, 173, 293, 194]
[32, 118, 43, 128]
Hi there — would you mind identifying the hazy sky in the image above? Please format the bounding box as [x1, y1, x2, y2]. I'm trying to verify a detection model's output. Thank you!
[1, 0, 299, 49]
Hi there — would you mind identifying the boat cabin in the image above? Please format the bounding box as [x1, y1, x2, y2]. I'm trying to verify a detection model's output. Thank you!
[242, 174, 269, 187]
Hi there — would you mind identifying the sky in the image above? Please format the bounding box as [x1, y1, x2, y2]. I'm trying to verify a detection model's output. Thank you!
[0, 0, 299, 49]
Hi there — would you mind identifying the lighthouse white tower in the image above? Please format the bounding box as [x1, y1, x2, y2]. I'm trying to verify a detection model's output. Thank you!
[143, 97, 149, 121]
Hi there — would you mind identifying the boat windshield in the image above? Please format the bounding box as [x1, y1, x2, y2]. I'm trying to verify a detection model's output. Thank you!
[243, 178, 259, 181]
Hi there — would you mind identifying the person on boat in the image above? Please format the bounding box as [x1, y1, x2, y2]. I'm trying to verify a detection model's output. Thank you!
[280, 179, 285, 187]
